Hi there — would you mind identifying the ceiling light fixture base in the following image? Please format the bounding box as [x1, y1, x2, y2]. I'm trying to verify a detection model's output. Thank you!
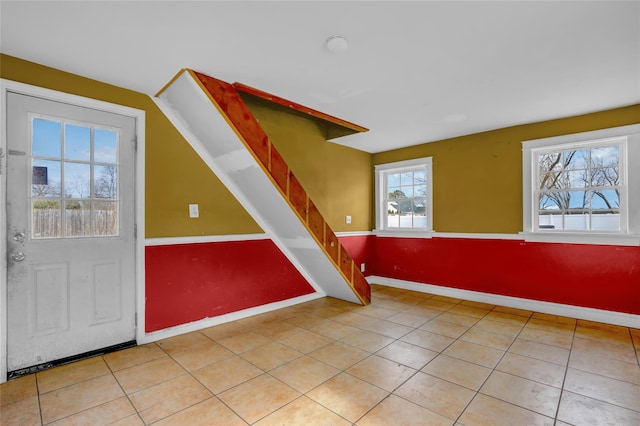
[326, 35, 348, 53]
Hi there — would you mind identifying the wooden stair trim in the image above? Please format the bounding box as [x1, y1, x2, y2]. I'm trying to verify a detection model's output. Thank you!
[233, 82, 368, 139]
[190, 70, 370, 305]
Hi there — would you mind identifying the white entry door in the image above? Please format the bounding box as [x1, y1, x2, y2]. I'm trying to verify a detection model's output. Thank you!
[6, 92, 136, 372]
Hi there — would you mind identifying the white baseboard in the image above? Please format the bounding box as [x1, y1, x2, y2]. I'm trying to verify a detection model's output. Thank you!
[138, 292, 325, 344]
[138, 275, 639, 345]
[366, 276, 640, 329]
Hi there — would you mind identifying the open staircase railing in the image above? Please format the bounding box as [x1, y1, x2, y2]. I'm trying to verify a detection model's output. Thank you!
[155, 69, 370, 305]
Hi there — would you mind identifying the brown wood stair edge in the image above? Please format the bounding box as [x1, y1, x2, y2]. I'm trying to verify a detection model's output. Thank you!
[191, 70, 370, 305]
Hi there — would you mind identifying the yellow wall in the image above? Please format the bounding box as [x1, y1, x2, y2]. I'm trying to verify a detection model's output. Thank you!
[4, 54, 637, 236]
[373, 105, 640, 233]
[1, 54, 263, 237]
[244, 98, 373, 232]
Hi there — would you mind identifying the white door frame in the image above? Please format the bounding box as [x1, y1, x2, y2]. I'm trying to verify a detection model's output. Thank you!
[0, 79, 146, 383]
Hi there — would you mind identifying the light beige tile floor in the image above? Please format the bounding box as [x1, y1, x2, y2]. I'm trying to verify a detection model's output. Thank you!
[2, 284, 639, 425]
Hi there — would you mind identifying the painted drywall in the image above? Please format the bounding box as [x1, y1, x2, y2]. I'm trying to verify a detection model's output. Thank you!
[145, 239, 315, 331]
[242, 96, 373, 232]
[369, 105, 640, 316]
[5, 53, 639, 325]
[339, 234, 377, 276]
[0, 53, 454, 239]
[374, 236, 640, 315]
[373, 104, 640, 233]
[0, 54, 263, 237]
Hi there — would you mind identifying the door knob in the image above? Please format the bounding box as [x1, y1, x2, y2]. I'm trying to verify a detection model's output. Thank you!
[11, 252, 25, 262]
[13, 232, 25, 243]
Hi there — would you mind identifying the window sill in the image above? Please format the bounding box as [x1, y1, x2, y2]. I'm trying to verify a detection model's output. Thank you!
[374, 229, 435, 239]
[519, 232, 640, 246]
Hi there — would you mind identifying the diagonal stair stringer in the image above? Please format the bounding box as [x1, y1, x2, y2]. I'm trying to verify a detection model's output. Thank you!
[155, 69, 370, 305]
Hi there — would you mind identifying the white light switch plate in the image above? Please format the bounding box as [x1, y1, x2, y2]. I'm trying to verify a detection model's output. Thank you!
[189, 204, 199, 218]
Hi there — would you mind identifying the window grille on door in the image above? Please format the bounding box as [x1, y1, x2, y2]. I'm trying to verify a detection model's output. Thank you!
[30, 116, 120, 239]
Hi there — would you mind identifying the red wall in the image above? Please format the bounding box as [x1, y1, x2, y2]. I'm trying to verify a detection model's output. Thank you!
[145, 239, 315, 332]
[144, 234, 638, 333]
[338, 234, 377, 277]
[374, 236, 640, 315]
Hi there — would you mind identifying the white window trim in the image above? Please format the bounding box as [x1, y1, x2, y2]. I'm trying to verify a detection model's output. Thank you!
[522, 124, 640, 246]
[374, 156, 433, 237]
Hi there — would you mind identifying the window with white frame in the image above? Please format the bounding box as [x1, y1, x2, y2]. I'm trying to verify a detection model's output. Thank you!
[522, 124, 640, 244]
[375, 157, 432, 232]
[535, 140, 623, 231]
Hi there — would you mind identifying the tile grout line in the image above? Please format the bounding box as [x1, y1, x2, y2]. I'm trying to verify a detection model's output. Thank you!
[398, 296, 522, 423]
[250, 301, 392, 424]
[366, 289, 640, 422]
[34, 372, 44, 426]
[294, 293, 430, 424]
[629, 328, 640, 370]
[344, 294, 446, 424]
[104, 348, 159, 425]
[447, 302, 503, 425]
[34, 360, 120, 425]
[298, 299, 398, 425]
[452, 306, 543, 425]
[306, 300, 413, 424]
[551, 316, 578, 425]
[16, 289, 637, 425]
[355, 297, 489, 424]
[556, 326, 640, 415]
[116, 338, 209, 424]
[163, 332, 254, 425]
[195, 322, 349, 425]
[40, 355, 149, 425]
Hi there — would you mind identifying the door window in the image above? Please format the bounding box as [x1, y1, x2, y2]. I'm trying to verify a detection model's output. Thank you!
[31, 116, 120, 239]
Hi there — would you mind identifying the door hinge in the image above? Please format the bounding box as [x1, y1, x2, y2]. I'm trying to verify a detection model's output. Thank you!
[134, 224, 137, 238]
[133, 137, 138, 152]
[135, 313, 138, 326]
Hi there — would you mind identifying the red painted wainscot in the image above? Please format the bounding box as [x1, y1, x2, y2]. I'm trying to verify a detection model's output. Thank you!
[338, 234, 377, 277]
[374, 236, 640, 315]
[145, 239, 315, 332]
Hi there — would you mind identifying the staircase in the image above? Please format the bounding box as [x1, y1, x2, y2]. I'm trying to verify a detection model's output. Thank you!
[155, 69, 370, 305]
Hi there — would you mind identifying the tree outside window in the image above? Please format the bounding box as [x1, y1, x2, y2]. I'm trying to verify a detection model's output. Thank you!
[375, 156, 432, 232]
[536, 144, 621, 231]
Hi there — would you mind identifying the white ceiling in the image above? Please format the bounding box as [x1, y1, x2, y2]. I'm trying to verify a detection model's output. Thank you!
[1, 1, 638, 153]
